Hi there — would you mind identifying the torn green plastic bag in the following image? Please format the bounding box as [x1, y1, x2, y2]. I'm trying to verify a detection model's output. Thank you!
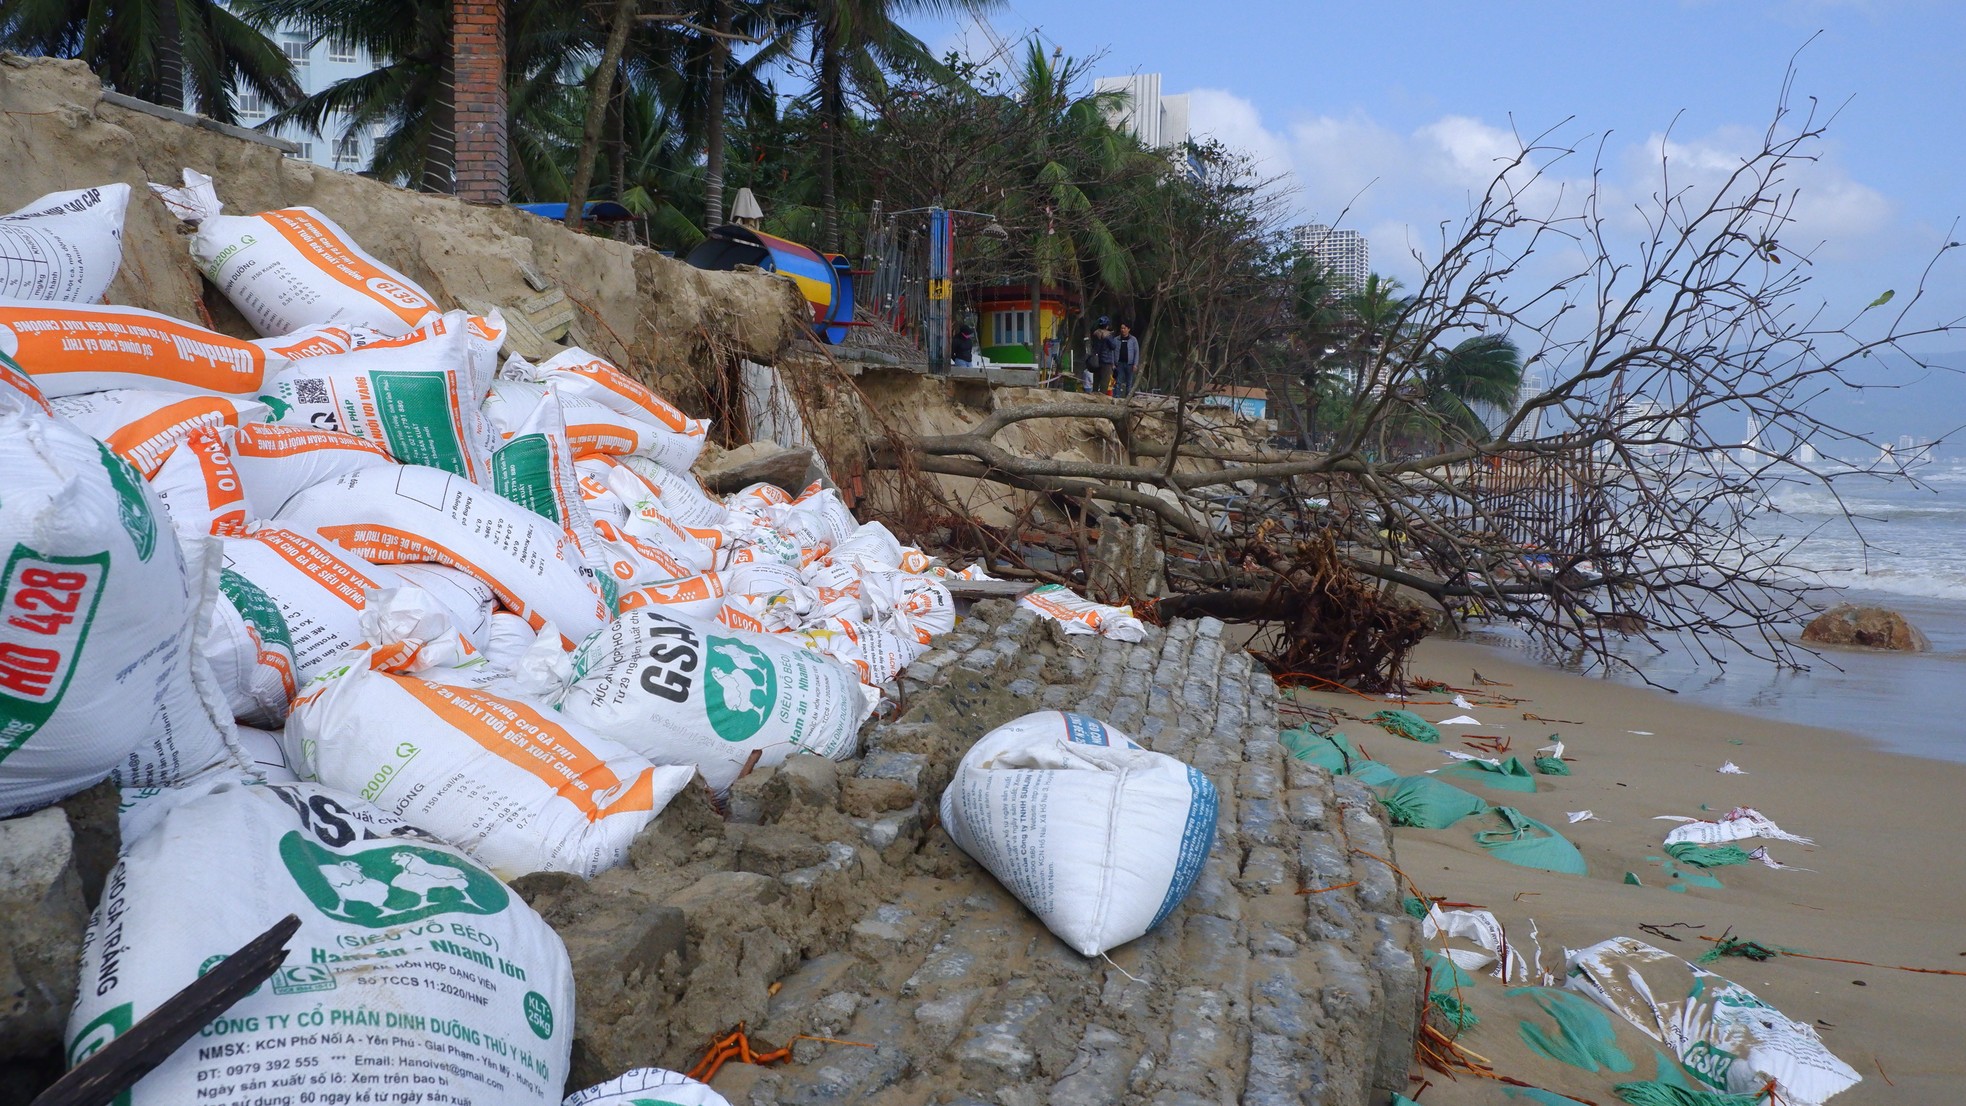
[1369, 709, 1440, 743]
[1476, 807, 1588, 875]
[1279, 727, 1362, 772]
[1508, 986, 1634, 1073]
[1612, 1082, 1765, 1106]
[1534, 755, 1571, 775]
[1377, 775, 1489, 829]
[1444, 755, 1539, 793]
[1663, 842, 1752, 868]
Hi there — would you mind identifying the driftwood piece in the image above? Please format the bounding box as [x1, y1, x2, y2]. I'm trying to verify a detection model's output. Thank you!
[33, 914, 301, 1106]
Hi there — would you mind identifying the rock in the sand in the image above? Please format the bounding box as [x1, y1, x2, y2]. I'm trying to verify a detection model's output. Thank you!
[1800, 603, 1928, 651]
[0, 806, 88, 1063]
[697, 441, 822, 495]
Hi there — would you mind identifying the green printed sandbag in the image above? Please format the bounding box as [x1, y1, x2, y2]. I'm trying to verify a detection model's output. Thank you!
[1278, 727, 1361, 772]
[1348, 760, 1403, 787]
[1378, 775, 1489, 829]
[1445, 755, 1539, 793]
[1476, 807, 1588, 875]
[1370, 708, 1440, 743]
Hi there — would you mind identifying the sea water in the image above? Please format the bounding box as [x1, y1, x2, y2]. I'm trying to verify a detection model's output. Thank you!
[1466, 458, 1966, 764]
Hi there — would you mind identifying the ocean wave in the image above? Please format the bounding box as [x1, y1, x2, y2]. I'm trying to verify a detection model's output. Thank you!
[1795, 565, 1966, 601]
[1763, 486, 1966, 520]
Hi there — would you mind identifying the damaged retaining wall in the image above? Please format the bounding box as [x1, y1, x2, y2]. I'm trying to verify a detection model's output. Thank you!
[518, 599, 1422, 1105]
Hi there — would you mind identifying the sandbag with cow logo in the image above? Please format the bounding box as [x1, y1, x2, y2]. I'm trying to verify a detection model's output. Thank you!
[67, 779, 573, 1106]
[560, 608, 866, 793]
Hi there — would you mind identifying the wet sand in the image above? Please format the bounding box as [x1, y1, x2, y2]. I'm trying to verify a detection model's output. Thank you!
[1286, 637, 1966, 1105]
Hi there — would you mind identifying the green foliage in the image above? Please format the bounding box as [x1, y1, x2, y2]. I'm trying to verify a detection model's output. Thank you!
[4, 0, 301, 124]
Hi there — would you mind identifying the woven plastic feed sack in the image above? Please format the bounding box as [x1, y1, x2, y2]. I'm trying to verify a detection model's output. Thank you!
[486, 383, 612, 610]
[206, 567, 299, 726]
[281, 463, 610, 642]
[0, 397, 237, 815]
[220, 525, 478, 684]
[66, 780, 573, 1106]
[287, 643, 694, 876]
[50, 387, 270, 479]
[0, 300, 350, 398]
[153, 168, 442, 336]
[563, 608, 866, 792]
[565, 1068, 732, 1106]
[939, 711, 1219, 957]
[509, 347, 710, 473]
[258, 311, 497, 482]
[0, 184, 130, 302]
[222, 421, 393, 517]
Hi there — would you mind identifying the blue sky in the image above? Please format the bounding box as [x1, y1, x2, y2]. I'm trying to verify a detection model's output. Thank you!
[905, 1, 1966, 443]
[909, 1, 1966, 341]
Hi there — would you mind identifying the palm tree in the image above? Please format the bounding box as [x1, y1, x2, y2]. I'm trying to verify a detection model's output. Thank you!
[3, 0, 300, 125]
[1413, 333, 1523, 444]
[1008, 41, 1135, 299]
[782, 0, 995, 252]
[242, 0, 588, 193]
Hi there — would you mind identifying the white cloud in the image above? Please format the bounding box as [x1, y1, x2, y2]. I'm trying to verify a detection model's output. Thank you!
[1173, 84, 1904, 293]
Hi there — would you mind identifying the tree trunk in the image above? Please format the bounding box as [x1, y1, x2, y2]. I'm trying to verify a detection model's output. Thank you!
[158, 0, 184, 111]
[606, 60, 626, 198]
[420, 46, 457, 193]
[701, 0, 730, 228]
[564, 0, 639, 230]
[818, 21, 841, 252]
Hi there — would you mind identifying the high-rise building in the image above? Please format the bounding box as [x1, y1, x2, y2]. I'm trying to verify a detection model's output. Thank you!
[1092, 73, 1203, 180]
[200, 26, 384, 174]
[1290, 224, 1369, 289]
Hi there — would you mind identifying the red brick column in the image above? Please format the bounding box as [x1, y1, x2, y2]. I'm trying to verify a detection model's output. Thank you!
[452, 0, 508, 203]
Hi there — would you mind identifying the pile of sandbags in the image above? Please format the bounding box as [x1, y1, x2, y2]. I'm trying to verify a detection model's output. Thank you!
[4, 171, 1189, 1103]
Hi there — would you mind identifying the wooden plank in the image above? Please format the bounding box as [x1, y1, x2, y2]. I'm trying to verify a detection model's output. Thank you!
[33, 914, 301, 1106]
[946, 579, 1038, 602]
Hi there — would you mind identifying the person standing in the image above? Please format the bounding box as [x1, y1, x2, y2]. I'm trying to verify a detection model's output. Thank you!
[1113, 321, 1140, 397]
[951, 323, 976, 368]
[1085, 316, 1116, 394]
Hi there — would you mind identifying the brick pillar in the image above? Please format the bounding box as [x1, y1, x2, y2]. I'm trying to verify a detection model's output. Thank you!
[452, 0, 508, 203]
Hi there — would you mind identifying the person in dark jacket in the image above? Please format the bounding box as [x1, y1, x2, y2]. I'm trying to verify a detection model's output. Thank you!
[1085, 316, 1116, 394]
[1113, 322, 1140, 397]
[951, 323, 976, 367]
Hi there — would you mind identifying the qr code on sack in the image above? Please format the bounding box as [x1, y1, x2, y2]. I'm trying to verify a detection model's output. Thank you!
[295, 379, 329, 404]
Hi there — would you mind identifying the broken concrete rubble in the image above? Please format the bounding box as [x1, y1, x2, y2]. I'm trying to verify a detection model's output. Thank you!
[517, 599, 1421, 1105]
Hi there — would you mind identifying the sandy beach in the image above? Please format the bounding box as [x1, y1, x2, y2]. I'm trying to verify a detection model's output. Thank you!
[1286, 636, 1966, 1105]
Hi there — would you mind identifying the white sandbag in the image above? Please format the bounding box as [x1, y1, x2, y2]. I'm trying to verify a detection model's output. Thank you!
[766, 483, 858, 553]
[234, 725, 298, 781]
[566, 1068, 732, 1106]
[288, 642, 693, 877]
[620, 453, 730, 529]
[0, 184, 130, 302]
[486, 376, 679, 463]
[393, 562, 498, 650]
[824, 519, 905, 570]
[1567, 937, 1860, 1105]
[487, 383, 611, 609]
[223, 420, 393, 517]
[279, 463, 610, 642]
[0, 346, 53, 414]
[220, 525, 477, 684]
[794, 615, 920, 685]
[50, 387, 268, 477]
[511, 347, 709, 472]
[68, 780, 574, 1105]
[615, 571, 730, 619]
[0, 299, 349, 397]
[207, 566, 299, 726]
[153, 168, 443, 336]
[563, 609, 865, 793]
[257, 311, 497, 481]
[0, 399, 237, 815]
[939, 711, 1219, 956]
[1019, 583, 1147, 642]
[146, 422, 250, 540]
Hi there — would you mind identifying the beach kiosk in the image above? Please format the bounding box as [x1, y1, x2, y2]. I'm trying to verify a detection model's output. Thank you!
[686, 224, 857, 344]
[972, 284, 1079, 369]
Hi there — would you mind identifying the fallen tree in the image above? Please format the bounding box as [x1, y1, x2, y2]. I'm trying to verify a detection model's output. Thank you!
[852, 69, 1962, 688]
